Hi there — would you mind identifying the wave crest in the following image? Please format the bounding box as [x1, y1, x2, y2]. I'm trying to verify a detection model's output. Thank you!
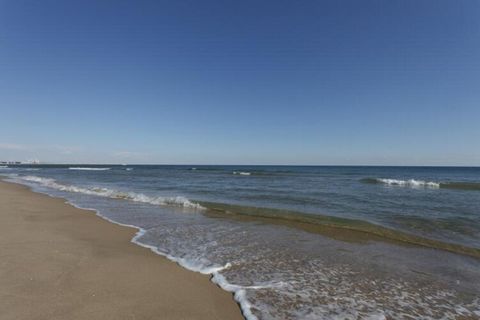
[233, 171, 251, 176]
[361, 178, 480, 191]
[69, 167, 111, 171]
[18, 175, 204, 210]
[375, 178, 440, 188]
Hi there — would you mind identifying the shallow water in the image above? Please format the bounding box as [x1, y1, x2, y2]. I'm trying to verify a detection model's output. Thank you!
[2, 165, 480, 319]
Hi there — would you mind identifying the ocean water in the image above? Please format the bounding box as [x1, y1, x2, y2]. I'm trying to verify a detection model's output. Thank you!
[1, 165, 480, 319]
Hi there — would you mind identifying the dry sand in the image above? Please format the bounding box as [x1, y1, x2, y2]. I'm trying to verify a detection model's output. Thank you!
[0, 180, 243, 320]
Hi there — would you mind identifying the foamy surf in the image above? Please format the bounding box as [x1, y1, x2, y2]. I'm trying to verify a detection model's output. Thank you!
[362, 178, 440, 188]
[6, 173, 480, 320]
[69, 167, 111, 171]
[378, 178, 440, 188]
[24, 191, 259, 320]
[361, 178, 480, 191]
[16, 175, 204, 210]
[130, 231, 259, 320]
[233, 171, 251, 176]
[60, 204, 259, 320]
[3, 165, 480, 320]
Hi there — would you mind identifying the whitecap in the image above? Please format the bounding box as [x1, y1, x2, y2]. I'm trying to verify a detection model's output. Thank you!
[69, 167, 111, 171]
[16, 175, 204, 210]
[376, 178, 440, 188]
[233, 171, 251, 176]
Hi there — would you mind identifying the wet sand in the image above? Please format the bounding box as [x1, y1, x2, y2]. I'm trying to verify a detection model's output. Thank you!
[0, 181, 243, 320]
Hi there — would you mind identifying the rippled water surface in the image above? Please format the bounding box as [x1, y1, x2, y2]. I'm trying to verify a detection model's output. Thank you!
[2, 165, 480, 319]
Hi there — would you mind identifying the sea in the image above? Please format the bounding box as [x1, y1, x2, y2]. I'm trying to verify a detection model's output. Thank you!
[1, 165, 479, 319]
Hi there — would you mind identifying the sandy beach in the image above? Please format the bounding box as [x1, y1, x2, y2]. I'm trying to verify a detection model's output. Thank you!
[0, 180, 243, 320]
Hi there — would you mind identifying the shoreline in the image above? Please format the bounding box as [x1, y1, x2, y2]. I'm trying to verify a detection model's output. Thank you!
[0, 180, 244, 320]
[5, 171, 479, 260]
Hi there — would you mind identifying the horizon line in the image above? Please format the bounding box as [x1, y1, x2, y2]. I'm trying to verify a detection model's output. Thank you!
[5, 163, 480, 168]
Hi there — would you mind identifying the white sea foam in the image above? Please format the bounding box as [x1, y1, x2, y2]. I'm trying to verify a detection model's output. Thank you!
[376, 178, 440, 188]
[69, 167, 111, 171]
[10, 190, 254, 319]
[125, 168, 133, 171]
[86, 212, 258, 320]
[17, 175, 204, 210]
[126, 231, 258, 320]
[0, 165, 9, 169]
[211, 273, 259, 320]
[4, 173, 479, 320]
[130, 231, 259, 320]
[233, 171, 251, 176]
[10, 176, 259, 320]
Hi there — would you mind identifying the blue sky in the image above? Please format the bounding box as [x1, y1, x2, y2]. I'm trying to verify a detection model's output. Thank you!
[1, 0, 479, 165]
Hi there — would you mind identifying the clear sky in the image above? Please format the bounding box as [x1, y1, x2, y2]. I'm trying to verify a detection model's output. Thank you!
[1, 0, 479, 165]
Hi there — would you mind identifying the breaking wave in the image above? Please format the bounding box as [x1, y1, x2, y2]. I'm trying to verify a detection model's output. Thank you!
[363, 178, 440, 188]
[233, 171, 251, 176]
[17, 175, 204, 210]
[362, 178, 480, 191]
[3, 171, 480, 319]
[69, 167, 111, 171]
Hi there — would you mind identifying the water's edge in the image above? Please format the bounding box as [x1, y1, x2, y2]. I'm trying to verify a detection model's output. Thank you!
[0, 179, 250, 320]
[3, 173, 480, 320]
